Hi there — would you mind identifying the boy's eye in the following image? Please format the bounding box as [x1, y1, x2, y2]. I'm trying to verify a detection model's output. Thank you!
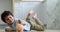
[9, 17, 11, 18]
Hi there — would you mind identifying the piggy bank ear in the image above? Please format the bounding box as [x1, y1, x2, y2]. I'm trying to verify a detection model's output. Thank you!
[18, 20, 25, 25]
[16, 20, 23, 24]
[18, 20, 21, 24]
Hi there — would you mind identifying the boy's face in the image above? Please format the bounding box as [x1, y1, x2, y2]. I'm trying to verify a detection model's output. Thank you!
[5, 15, 14, 24]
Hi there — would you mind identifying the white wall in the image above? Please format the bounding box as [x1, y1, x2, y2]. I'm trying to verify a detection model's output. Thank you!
[46, 0, 59, 29]
[14, 2, 41, 20]
[14, 0, 60, 30]
[0, 0, 12, 24]
[35, 0, 60, 30]
[34, 0, 60, 30]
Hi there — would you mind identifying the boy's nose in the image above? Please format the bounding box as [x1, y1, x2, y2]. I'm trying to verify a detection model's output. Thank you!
[8, 18, 12, 21]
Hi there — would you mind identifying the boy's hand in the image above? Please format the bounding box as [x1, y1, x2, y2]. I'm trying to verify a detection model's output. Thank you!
[5, 28, 12, 32]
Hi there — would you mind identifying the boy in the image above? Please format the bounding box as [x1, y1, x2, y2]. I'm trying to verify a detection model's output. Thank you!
[1, 11, 30, 32]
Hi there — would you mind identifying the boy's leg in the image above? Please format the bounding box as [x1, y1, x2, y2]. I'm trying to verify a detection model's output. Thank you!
[26, 15, 45, 31]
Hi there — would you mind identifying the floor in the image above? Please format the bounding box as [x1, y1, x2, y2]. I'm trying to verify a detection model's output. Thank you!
[0, 24, 60, 32]
[0, 29, 60, 32]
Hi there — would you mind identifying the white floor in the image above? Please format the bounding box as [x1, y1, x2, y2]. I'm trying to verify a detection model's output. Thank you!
[0, 29, 60, 32]
[31, 30, 60, 32]
[0, 29, 5, 32]
[44, 30, 60, 32]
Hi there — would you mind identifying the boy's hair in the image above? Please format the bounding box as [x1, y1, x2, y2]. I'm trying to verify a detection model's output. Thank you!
[1, 11, 13, 23]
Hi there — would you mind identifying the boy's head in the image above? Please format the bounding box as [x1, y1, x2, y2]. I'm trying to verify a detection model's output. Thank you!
[1, 11, 14, 24]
